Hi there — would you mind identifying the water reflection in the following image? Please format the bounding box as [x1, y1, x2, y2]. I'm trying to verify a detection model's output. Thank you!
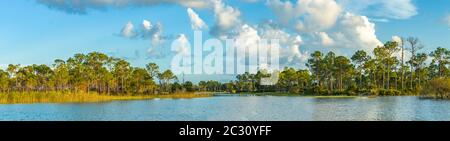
[0, 96, 450, 121]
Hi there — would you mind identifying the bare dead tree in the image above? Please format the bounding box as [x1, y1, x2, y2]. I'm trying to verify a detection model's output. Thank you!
[406, 37, 424, 90]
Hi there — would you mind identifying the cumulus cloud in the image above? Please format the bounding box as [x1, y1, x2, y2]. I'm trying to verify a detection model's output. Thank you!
[120, 20, 164, 41]
[171, 34, 191, 56]
[333, 12, 383, 50]
[37, 0, 211, 14]
[230, 22, 309, 68]
[265, 0, 296, 25]
[315, 32, 335, 46]
[120, 22, 136, 38]
[265, 0, 416, 55]
[391, 36, 403, 47]
[391, 36, 411, 63]
[242, 0, 260, 3]
[119, 20, 167, 58]
[337, 0, 417, 20]
[267, 0, 341, 32]
[210, 0, 242, 38]
[267, 0, 414, 32]
[186, 8, 208, 30]
[299, 12, 383, 55]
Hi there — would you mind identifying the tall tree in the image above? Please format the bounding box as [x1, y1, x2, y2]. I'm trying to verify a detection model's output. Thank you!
[7, 64, 20, 91]
[158, 70, 177, 93]
[324, 52, 336, 93]
[406, 37, 424, 89]
[334, 56, 353, 92]
[374, 46, 388, 89]
[53, 59, 69, 91]
[113, 59, 131, 93]
[307, 51, 324, 88]
[429, 47, 450, 78]
[351, 50, 369, 89]
[414, 53, 428, 87]
[0, 69, 9, 92]
[383, 41, 400, 89]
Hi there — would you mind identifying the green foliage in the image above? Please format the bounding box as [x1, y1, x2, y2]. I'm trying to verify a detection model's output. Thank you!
[182, 81, 194, 92]
[0, 37, 448, 100]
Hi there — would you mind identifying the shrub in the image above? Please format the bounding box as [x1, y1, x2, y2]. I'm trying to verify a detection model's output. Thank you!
[421, 78, 450, 99]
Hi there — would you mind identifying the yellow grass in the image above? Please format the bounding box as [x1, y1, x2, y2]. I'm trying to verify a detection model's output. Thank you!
[0, 92, 212, 104]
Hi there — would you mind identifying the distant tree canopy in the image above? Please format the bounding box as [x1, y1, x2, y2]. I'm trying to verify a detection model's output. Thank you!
[0, 37, 449, 96]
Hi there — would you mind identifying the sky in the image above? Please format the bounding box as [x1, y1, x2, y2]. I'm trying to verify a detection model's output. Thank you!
[0, 0, 449, 82]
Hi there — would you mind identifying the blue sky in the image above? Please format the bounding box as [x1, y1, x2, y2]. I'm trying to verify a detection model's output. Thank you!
[0, 0, 449, 82]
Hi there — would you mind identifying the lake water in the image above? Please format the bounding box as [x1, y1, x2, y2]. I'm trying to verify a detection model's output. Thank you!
[1, 95, 450, 121]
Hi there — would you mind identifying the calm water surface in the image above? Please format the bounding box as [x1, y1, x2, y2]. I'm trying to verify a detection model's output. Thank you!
[1, 95, 450, 121]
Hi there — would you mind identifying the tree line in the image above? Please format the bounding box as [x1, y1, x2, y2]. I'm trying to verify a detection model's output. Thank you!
[0, 37, 449, 96]
[223, 37, 449, 95]
[222, 37, 449, 96]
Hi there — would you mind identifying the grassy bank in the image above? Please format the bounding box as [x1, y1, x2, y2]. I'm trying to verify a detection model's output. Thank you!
[217, 92, 368, 98]
[0, 92, 212, 104]
[420, 78, 450, 99]
[222, 89, 418, 97]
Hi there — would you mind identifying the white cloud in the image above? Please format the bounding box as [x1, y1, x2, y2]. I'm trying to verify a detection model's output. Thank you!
[186, 8, 208, 30]
[257, 21, 308, 65]
[121, 20, 162, 38]
[283, 36, 309, 66]
[295, 0, 342, 32]
[119, 20, 165, 48]
[231, 23, 309, 68]
[37, 0, 212, 14]
[143, 20, 152, 30]
[337, 0, 417, 20]
[267, 0, 341, 32]
[369, 18, 390, 23]
[315, 32, 334, 46]
[234, 24, 261, 59]
[265, 0, 296, 25]
[258, 21, 298, 47]
[391, 36, 411, 63]
[242, 0, 260, 3]
[119, 20, 167, 59]
[266, 0, 385, 55]
[332, 12, 383, 51]
[299, 12, 383, 55]
[392, 36, 403, 47]
[210, 0, 242, 37]
[120, 22, 135, 38]
[172, 34, 191, 56]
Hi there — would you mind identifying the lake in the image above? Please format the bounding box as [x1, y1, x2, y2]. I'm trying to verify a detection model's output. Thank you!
[1, 95, 450, 121]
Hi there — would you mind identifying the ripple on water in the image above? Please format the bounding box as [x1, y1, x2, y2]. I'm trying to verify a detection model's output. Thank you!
[1, 96, 450, 121]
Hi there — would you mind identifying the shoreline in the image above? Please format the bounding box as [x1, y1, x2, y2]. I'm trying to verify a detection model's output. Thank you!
[0, 92, 213, 104]
[0, 91, 427, 104]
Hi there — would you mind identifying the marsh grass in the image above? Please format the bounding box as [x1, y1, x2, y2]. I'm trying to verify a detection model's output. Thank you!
[0, 92, 212, 104]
